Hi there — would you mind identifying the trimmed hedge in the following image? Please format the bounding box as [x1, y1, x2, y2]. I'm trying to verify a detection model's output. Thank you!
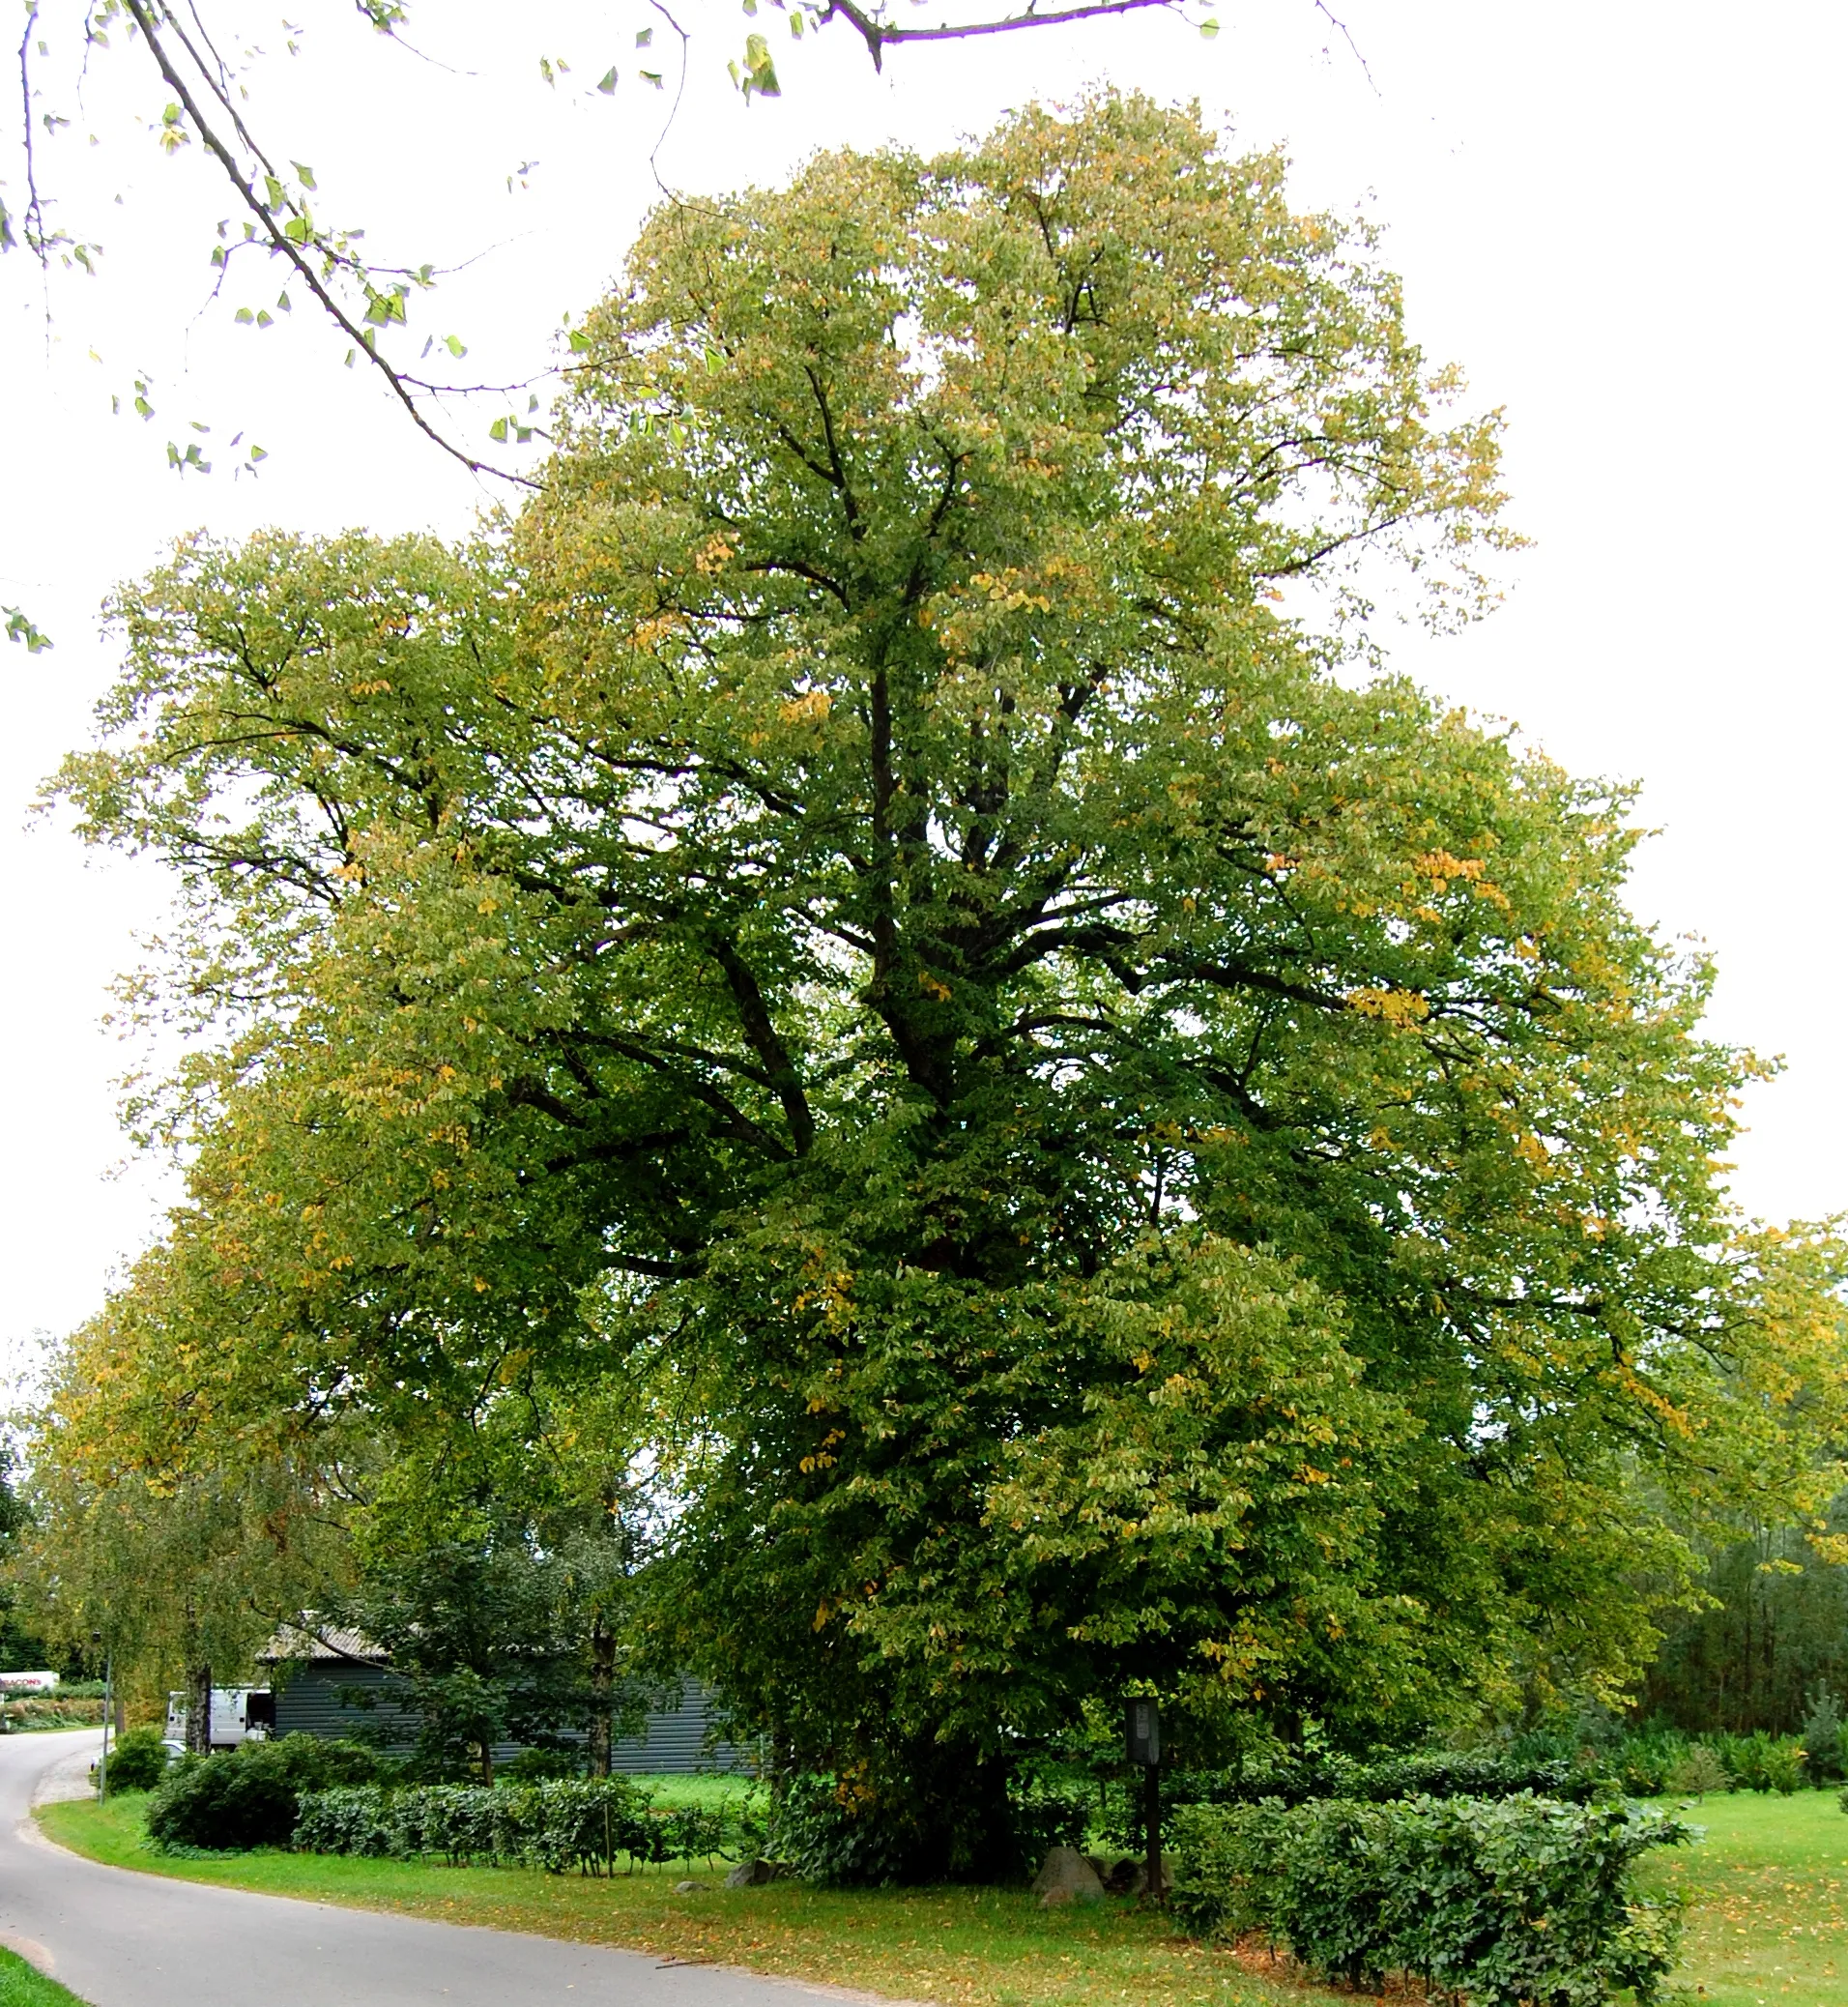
[295, 1778, 751, 1875]
[1162, 1731, 1825, 1811]
[1169, 1792, 1691, 2007]
[1173, 1750, 1583, 1809]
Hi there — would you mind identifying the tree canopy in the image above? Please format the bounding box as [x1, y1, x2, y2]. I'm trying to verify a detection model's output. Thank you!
[28, 94, 1847, 1875]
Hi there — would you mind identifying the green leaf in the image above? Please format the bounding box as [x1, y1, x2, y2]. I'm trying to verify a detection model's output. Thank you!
[291, 160, 317, 189]
[234, 306, 254, 325]
[489, 417, 509, 444]
[3, 606, 52, 654]
[741, 31, 781, 96]
[1198, 16, 1220, 34]
[635, 27, 652, 45]
[640, 70, 662, 87]
[445, 334, 467, 358]
[596, 67, 618, 93]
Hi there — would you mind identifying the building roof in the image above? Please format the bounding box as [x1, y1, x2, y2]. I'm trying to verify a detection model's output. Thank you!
[258, 1621, 388, 1667]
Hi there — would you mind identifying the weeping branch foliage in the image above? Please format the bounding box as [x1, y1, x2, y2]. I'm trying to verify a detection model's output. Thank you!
[29, 97, 1848, 1865]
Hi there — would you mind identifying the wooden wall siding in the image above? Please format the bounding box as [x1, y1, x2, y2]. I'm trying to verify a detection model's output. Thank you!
[273, 1662, 419, 1747]
[272, 1668, 751, 1775]
[610, 1678, 751, 1774]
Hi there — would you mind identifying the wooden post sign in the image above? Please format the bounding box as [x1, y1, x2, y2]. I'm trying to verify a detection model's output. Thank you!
[1125, 1699, 1162, 1897]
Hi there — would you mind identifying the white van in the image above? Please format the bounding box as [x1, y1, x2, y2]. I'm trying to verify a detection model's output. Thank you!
[164, 1687, 275, 1751]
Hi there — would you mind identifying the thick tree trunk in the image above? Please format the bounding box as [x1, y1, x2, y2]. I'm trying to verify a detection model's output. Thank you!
[588, 1620, 615, 1778]
[186, 1661, 213, 1755]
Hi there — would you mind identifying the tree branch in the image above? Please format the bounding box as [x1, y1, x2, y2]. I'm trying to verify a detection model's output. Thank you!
[120, 0, 533, 487]
[820, 0, 1177, 70]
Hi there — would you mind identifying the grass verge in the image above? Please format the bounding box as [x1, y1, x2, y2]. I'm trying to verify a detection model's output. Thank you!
[1640, 1786, 1848, 2006]
[0, 1946, 90, 2007]
[40, 1793, 1328, 2007]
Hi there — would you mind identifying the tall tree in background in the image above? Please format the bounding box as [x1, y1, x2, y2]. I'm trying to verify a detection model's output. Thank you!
[36, 96, 1848, 1873]
[1643, 1499, 1848, 1735]
[0, 1452, 56, 1675]
[20, 1238, 361, 1725]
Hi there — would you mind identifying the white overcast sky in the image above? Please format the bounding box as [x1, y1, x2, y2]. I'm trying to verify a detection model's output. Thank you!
[3, 0, 1843, 1376]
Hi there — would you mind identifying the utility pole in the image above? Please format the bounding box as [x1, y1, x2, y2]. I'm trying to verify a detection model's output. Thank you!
[93, 1632, 112, 1801]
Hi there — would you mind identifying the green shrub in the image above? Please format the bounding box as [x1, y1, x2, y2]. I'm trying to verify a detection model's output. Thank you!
[761, 1774, 914, 1886]
[293, 1776, 747, 1874]
[1010, 1776, 1090, 1865]
[293, 1784, 399, 1857]
[761, 1769, 1082, 1886]
[1665, 1744, 1731, 1799]
[147, 1735, 390, 1849]
[1608, 1730, 1690, 1797]
[1717, 1730, 1807, 1793]
[1803, 1686, 1845, 1785]
[1170, 1793, 1692, 2007]
[1763, 1738, 1806, 1794]
[101, 1728, 171, 1793]
[148, 1750, 303, 1850]
[2, 1696, 103, 1731]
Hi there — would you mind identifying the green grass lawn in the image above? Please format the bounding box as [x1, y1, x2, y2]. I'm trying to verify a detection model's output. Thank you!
[621, 1772, 766, 1812]
[1641, 1786, 1848, 2006]
[43, 1785, 1848, 2007]
[0, 1946, 90, 2007]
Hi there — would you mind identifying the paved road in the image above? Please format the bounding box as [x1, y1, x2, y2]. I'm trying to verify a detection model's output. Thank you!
[0, 1731, 881, 2007]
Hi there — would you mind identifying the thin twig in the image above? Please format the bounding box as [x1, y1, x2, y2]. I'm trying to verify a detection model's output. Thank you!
[1313, 0, 1377, 93]
[119, 0, 534, 486]
[648, 0, 692, 200]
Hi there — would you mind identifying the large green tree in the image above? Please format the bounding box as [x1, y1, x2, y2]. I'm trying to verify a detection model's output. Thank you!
[43, 95, 1846, 1875]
